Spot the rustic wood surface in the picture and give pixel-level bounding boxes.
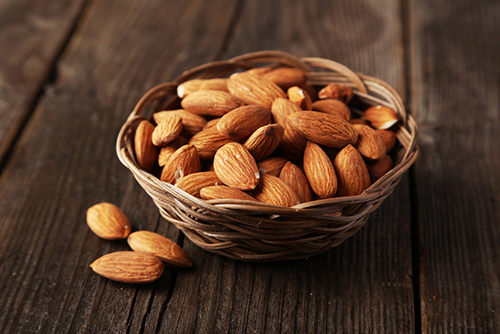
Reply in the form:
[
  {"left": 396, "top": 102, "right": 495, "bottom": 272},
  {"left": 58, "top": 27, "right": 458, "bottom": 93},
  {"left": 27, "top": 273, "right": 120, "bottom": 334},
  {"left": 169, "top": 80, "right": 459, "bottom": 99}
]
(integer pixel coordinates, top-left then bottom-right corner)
[{"left": 0, "top": 0, "right": 497, "bottom": 333}]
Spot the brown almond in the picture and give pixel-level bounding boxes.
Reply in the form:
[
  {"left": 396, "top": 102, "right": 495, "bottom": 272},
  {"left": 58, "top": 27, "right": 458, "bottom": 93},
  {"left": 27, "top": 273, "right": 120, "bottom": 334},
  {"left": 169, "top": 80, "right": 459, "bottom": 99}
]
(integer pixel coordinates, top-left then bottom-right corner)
[
  {"left": 200, "top": 185, "right": 257, "bottom": 202},
  {"left": 244, "top": 124, "right": 284, "bottom": 161},
  {"left": 349, "top": 118, "right": 370, "bottom": 125},
  {"left": 363, "top": 105, "right": 399, "bottom": 129},
  {"left": 177, "top": 79, "right": 204, "bottom": 98},
  {"left": 257, "top": 157, "right": 289, "bottom": 177},
  {"left": 261, "top": 68, "right": 308, "bottom": 90},
  {"left": 334, "top": 144, "right": 370, "bottom": 196},
  {"left": 375, "top": 129, "right": 397, "bottom": 153},
  {"left": 303, "top": 142, "right": 337, "bottom": 198},
  {"left": 199, "top": 78, "right": 228, "bottom": 92},
  {"left": 202, "top": 118, "right": 221, "bottom": 130},
  {"left": 353, "top": 124, "right": 386, "bottom": 160},
  {"left": 271, "top": 98, "right": 307, "bottom": 160},
  {"left": 134, "top": 120, "right": 158, "bottom": 172},
  {"left": 217, "top": 105, "right": 272, "bottom": 139},
  {"left": 90, "top": 251, "right": 164, "bottom": 284},
  {"left": 279, "top": 161, "right": 314, "bottom": 203},
  {"left": 158, "top": 136, "right": 188, "bottom": 167},
  {"left": 227, "top": 72, "right": 286, "bottom": 109},
  {"left": 213, "top": 142, "right": 260, "bottom": 190},
  {"left": 127, "top": 231, "right": 192, "bottom": 268},
  {"left": 368, "top": 155, "right": 394, "bottom": 183},
  {"left": 287, "top": 86, "right": 313, "bottom": 110},
  {"left": 288, "top": 111, "right": 358, "bottom": 148},
  {"left": 298, "top": 83, "right": 317, "bottom": 101},
  {"left": 153, "top": 109, "right": 207, "bottom": 137},
  {"left": 175, "top": 171, "right": 221, "bottom": 197},
  {"left": 245, "top": 67, "right": 273, "bottom": 76},
  {"left": 188, "top": 127, "right": 235, "bottom": 159},
  {"left": 318, "top": 83, "right": 354, "bottom": 103},
  {"left": 250, "top": 174, "right": 300, "bottom": 207},
  {"left": 87, "top": 203, "right": 131, "bottom": 240},
  {"left": 152, "top": 114, "right": 183, "bottom": 147},
  {"left": 160, "top": 144, "right": 201, "bottom": 184},
  {"left": 181, "top": 90, "right": 242, "bottom": 116},
  {"left": 312, "top": 99, "right": 351, "bottom": 120}
]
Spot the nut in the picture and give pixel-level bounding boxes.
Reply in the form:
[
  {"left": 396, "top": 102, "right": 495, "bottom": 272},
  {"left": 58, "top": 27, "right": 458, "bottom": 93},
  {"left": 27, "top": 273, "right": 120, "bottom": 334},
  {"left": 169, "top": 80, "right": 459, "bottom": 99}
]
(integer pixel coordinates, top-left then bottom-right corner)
[
  {"left": 213, "top": 142, "right": 260, "bottom": 190},
  {"left": 250, "top": 174, "right": 300, "bottom": 207},
  {"left": 217, "top": 105, "right": 271, "bottom": 139},
  {"left": 228, "top": 72, "right": 286, "bottom": 109},
  {"left": 160, "top": 144, "right": 201, "bottom": 184},
  {"left": 87, "top": 202, "right": 131, "bottom": 240},
  {"left": 303, "top": 141, "right": 337, "bottom": 198}
]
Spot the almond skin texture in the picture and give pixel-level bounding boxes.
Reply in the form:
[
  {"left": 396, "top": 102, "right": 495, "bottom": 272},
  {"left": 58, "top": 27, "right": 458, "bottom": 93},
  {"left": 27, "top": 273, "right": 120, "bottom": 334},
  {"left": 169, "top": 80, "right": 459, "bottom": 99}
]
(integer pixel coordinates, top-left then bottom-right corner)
[
  {"left": 213, "top": 142, "right": 260, "bottom": 190},
  {"left": 288, "top": 111, "right": 358, "bottom": 148},
  {"left": 200, "top": 185, "right": 258, "bottom": 202},
  {"left": 188, "top": 127, "right": 235, "bottom": 159},
  {"left": 244, "top": 124, "right": 284, "bottom": 161},
  {"left": 375, "top": 129, "right": 397, "bottom": 153},
  {"left": 90, "top": 251, "right": 164, "bottom": 284},
  {"left": 257, "top": 157, "right": 289, "bottom": 177},
  {"left": 334, "top": 144, "right": 371, "bottom": 196},
  {"left": 152, "top": 114, "right": 183, "bottom": 147},
  {"left": 271, "top": 98, "right": 307, "bottom": 160},
  {"left": 175, "top": 171, "right": 221, "bottom": 197},
  {"left": 312, "top": 99, "right": 351, "bottom": 120},
  {"left": 261, "top": 68, "right": 308, "bottom": 90},
  {"left": 368, "top": 155, "right": 394, "bottom": 183},
  {"left": 353, "top": 124, "right": 386, "bottom": 160},
  {"left": 228, "top": 72, "right": 286, "bottom": 109},
  {"left": 158, "top": 136, "right": 188, "bottom": 167},
  {"left": 363, "top": 105, "right": 399, "bottom": 129},
  {"left": 181, "top": 90, "right": 242, "bottom": 116},
  {"left": 287, "top": 86, "right": 313, "bottom": 110},
  {"left": 217, "top": 105, "right": 272, "bottom": 139},
  {"left": 202, "top": 118, "right": 220, "bottom": 130},
  {"left": 87, "top": 203, "right": 131, "bottom": 240},
  {"left": 303, "top": 141, "right": 337, "bottom": 198},
  {"left": 279, "top": 161, "right": 314, "bottom": 203},
  {"left": 127, "top": 231, "right": 192, "bottom": 268},
  {"left": 153, "top": 109, "right": 207, "bottom": 137},
  {"left": 134, "top": 120, "right": 158, "bottom": 172},
  {"left": 161, "top": 144, "right": 201, "bottom": 184},
  {"left": 250, "top": 174, "right": 300, "bottom": 207},
  {"left": 318, "top": 83, "right": 354, "bottom": 103}
]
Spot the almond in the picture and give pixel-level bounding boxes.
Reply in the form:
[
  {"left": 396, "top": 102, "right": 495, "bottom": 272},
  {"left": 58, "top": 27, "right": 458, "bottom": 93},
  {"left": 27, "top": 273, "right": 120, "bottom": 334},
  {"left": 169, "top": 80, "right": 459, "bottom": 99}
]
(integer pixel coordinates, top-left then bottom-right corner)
[
  {"left": 288, "top": 111, "right": 358, "bottom": 148},
  {"left": 217, "top": 105, "right": 272, "bottom": 139},
  {"left": 312, "top": 99, "right": 351, "bottom": 120},
  {"left": 349, "top": 118, "right": 370, "bottom": 125},
  {"left": 213, "top": 142, "right": 260, "bottom": 190},
  {"left": 334, "top": 144, "right": 370, "bottom": 196},
  {"left": 177, "top": 79, "right": 204, "bottom": 98},
  {"left": 318, "top": 83, "right": 354, "bottom": 103},
  {"left": 363, "top": 105, "right": 399, "bottom": 129},
  {"left": 90, "top": 251, "right": 164, "bottom": 284},
  {"left": 271, "top": 98, "right": 307, "bottom": 160},
  {"left": 257, "top": 157, "right": 289, "bottom": 177},
  {"left": 202, "top": 118, "right": 221, "bottom": 130},
  {"left": 158, "top": 136, "right": 188, "bottom": 167},
  {"left": 353, "top": 124, "right": 386, "bottom": 160},
  {"left": 152, "top": 114, "right": 183, "bottom": 147},
  {"left": 153, "top": 109, "right": 207, "bottom": 137},
  {"left": 200, "top": 185, "right": 257, "bottom": 202},
  {"left": 298, "top": 83, "right": 317, "bottom": 101},
  {"left": 227, "top": 72, "right": 286, "bottom": 109},
  {"left": 175, "top": 171, "right": 221, "bottom": 197},
  {"left": 127, "top": 231, "right": 192, "bottom": 268},
  {"left": 279, "top": 161, "right": 314, "bottom": 203},
  {"left": 244, "top": 124, "right": 284, "bottom": 161},
  {"left": 199, "top": 78, "right": 228, "bottom": 92},
  {"left": 367, "top": 155, "right": 394, "bottom": 183},
  {"left": 87, "top": 203, "right": 131, "bottom": 240},
  {"left": 245, "top": 67, "right": 273, "bottom": 76},
  {"left": 181, "top": 90, "right": 242, "bottom": 116},
  {"left": 375, "top": 129, "right": 397, "bottom": 153},
  {"left": 188, "top": 127, "right": 235, "bottom": 159},
  {"left": 134, "top": 120, "right": 158, "bottom": 172},
  {"left": 250, "top": 174, "right": 300, "bottom": 207},
  {"left": 261, "top": 68, "right": 307, "bottom": 90},
  {"left": 160, "top": 144, "right": 201, "bottom": 184},
  {"left": 287, "top": 86, "right": 313, "bottom": 110},
  {"left": 303, "top": 141, "right": 337, "bottom": 198}
]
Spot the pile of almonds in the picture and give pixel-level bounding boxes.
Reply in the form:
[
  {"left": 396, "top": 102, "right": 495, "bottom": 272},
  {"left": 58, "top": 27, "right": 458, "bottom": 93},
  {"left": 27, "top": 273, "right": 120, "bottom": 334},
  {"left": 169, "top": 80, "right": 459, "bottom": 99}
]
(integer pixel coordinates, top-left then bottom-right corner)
[
  {"left": 87, "top": 202, "right": 192, "bottom": 284},
  {"left": 134, "top": 67, "right": 400, "bottom": 207}
]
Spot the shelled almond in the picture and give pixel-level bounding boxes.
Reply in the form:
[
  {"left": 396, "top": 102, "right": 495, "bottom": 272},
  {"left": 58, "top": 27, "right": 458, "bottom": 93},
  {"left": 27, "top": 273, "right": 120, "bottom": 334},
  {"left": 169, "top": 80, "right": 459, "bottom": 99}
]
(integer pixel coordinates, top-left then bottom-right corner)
[{"left": 133, "top": 66, "right": 401, "bottom": 206}]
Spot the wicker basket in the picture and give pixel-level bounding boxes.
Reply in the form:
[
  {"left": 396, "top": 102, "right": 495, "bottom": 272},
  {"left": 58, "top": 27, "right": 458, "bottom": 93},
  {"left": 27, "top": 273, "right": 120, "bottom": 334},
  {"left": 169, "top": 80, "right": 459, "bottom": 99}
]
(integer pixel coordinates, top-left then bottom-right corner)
[{"left": 116, "top": 51, "right": 418, "bottom": 262}]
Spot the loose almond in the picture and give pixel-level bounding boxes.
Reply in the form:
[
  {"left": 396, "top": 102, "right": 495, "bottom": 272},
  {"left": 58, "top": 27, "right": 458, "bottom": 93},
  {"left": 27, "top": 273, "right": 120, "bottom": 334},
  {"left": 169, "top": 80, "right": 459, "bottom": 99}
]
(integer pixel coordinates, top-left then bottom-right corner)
[
  {"left": 287, "top": 86, "right": 313, "bottom": 110},
  {"left": 90, "top": 251, "right": 164, "bottom": 284},
  {"left": 353, "top": 124, "right": 386, "bottom": 160},
  {"left": 228, "top": 72, "right": 286, "bottom": 109},
  {"left": 175, "top": 171, "right": 221, "bottom": 197},
  {"left": 257, "top": 156, "right": 289, "bottom": 177},
  {"left": 153, "top": 109, "right": 207, "bottom": 137},
  {"left": 188, "top": 127, "right": 236, "bottom": 159},
  {"left": 213, "top": 142, "right": 260, "bottom": 190},
  {"left": 303, "top": 142, "right": 337, "bottom": 198},
  {"left": 217, "top": 105, "right": 271, "bottom": 139},
  {"left": 261, "top": 68, "right": 308, "bottom": 90},
  {"left": 367, "top": 155, "right": 394, "bottom": 183},
  {"left": 161, "top": 144, "right": 201, "bottom": 184},
  {"left": 127, "top": 231, "right": 192, "bottom": 268},
  {"left": 312, "top": 99, "right": 351, "bottom": 120},
  {"left": 134, "top": 120, "right": 158, "bottom": 172},
  {"left": 318, "top": 83, "right": 354, "bottom": 103},
  {"left": 363, "top": 105, "right": 399, "bottom": 129},
  {"left": 152, "top": 114, "right": 183, "bottom": 147},
  {"left": 279, "top": 161, "right": 314, "bottom": 203},
  {"left": 250, "top": 174, "right": 300, "bottom": 207},
  {"left": 181, "top": 90, "right": 242, "bottom": 116},
  {"left": 244, "top": 124, "right": 284, "bottom": 161},
  {"left": 87, "top": 202, "right": 131, "bottom": 240},
  {"left": 334, "top": 144, "right": 370, "bottom": 196},
  {"left": 200, "top": 185, "right": 257, "bottom": 202}
]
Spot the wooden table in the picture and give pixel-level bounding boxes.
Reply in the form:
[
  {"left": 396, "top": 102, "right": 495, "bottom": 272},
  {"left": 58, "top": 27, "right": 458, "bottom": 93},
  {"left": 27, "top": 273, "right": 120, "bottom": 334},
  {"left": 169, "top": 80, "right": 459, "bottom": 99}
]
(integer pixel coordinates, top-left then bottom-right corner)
[{"left": 0, "top": 0, "right": 498, "bottom": 332}]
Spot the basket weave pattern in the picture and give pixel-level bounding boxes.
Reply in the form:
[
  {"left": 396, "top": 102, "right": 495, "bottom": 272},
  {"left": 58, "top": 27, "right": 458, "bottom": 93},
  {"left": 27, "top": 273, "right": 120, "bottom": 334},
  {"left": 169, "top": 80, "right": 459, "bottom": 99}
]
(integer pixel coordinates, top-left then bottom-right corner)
[{"left": 116, "top": 51, "right": 419, "bottom": 261}]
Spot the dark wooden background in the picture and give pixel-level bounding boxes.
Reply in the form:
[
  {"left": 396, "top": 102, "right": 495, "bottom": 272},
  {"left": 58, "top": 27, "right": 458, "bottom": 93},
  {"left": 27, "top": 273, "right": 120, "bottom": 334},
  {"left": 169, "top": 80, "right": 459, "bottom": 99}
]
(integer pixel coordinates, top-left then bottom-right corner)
[{"left": 0, "top": 0, "right": 498, "bottom": 333}]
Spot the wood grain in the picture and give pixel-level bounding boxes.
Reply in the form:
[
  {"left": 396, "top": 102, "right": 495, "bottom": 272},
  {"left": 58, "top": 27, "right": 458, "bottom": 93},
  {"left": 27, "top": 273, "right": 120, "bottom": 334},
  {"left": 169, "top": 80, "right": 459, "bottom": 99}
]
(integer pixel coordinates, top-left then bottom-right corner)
[{"left": 409, "top": 0, "right": 500, "bottom": 332}]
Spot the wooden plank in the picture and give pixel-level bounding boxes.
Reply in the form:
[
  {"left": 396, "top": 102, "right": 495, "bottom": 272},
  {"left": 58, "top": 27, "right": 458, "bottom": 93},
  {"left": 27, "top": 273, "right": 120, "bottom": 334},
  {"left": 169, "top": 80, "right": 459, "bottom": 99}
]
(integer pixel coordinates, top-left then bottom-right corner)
[
  {"left": 0, "top": 0, "right": 87, "bottom": 166},
  {"left": 153, "top": 0, "right": 416, "bottom": 332},
  {"left": 409, "top": 0, "right": 500, "bottom": 332},
  {"left": 0, "top": 0, "right": 238, "bottom": 333}
]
